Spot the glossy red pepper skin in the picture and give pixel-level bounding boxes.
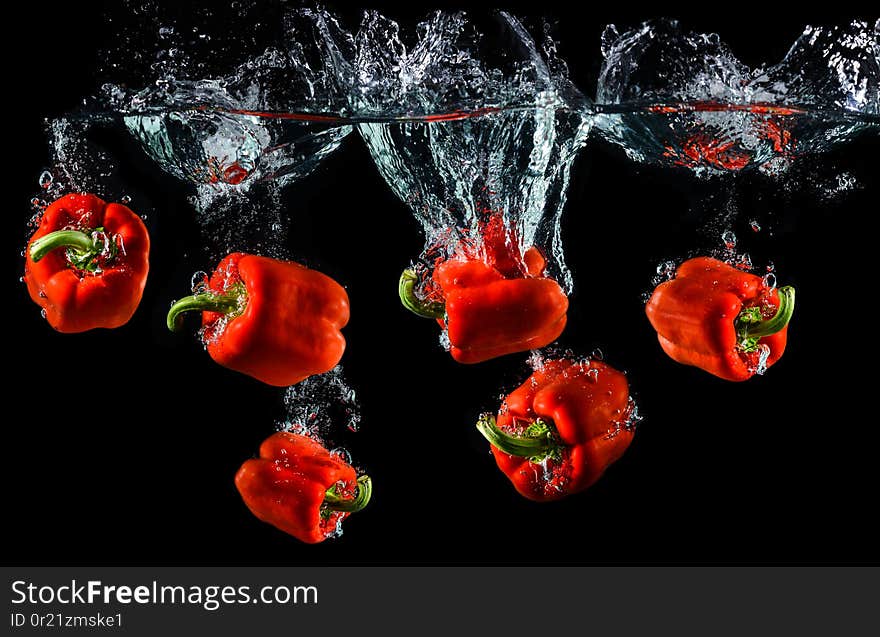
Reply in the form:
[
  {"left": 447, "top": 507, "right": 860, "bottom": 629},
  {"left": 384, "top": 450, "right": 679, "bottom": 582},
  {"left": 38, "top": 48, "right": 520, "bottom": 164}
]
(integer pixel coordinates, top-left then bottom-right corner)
[
  {"left": 645, "top": 257, "right": 790, "bottom": 381},
  {"left": 171, "top": 253, "right": 350, "bottom": 387},
  {"left": 235, "top": 433, "right": 360, "bottom": 543},
  {"left": 24, "top": 193, "right": 150, "bottom": 332},
  {"left": 481, "top": 359, "right": 636, "bottom": 502},
  {"left": 433, "top": 255, "right": 568, "bottom": 364},
  {"left": 401, "top": 213, "right": 569, "bottom": 363}
]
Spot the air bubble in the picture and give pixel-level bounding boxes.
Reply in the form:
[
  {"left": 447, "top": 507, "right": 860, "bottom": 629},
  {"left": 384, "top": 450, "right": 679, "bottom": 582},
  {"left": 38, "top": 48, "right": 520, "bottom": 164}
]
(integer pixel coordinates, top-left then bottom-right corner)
[
  {"left": 191, "top": 271, "right": 209, "bottom": 293},
  {"left": 330, "top": 448, "right": 352, "bottom": 464},
  {"left": 120, "top": 195, "right": 132, "bottom": 204},
  {"left": 722, "top": 230, "right": 737, "bottom": 250},
  {"left": 749, "top": 220, "right": 761, "bottom": 232},
  {"left": 38, "top": 171, "right": 53, "bottom": 190},
  {"left": 40, "top": 309, "right": 47, "bottom": 319},
  {"left": 763, "top": 272, "right": 777, "bottom": 288}
]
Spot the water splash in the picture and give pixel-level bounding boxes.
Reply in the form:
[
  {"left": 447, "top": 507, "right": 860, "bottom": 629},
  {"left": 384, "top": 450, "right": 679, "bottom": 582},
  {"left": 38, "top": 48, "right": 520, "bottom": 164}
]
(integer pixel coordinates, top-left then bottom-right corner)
[
  {"left": 594, "top": 19, "right": 879, "bottom": 176},
  {"left": 114, "top": 8, "right": 355, "bottom": 191},
  {"left": 357, "top": 12, "right": 591, "bottom": 293},
  {"left": 103, "top": 10, "right": 878, "bottom": 194}
]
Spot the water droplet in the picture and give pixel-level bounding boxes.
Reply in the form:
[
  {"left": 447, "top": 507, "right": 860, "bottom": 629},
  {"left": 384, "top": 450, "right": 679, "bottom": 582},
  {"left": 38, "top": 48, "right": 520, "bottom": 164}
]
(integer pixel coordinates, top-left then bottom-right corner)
[
  {"left": 38, "top": 171, "right": 53, "bottom": 190},
  {"left": 39, "top": 291, "right": 47, "bottom": 298},
  {"left": 749, "top": 220, "right": 761, "bottom": 232},
  {"left": 18, "top": 276, "right": 24, "bottom": 283},
  {"left": 120, "top": 195, "right": 132, "bottom": 204},
  {"left": 40, "top": 309, "right": 47, "bottom": 319},
  {"left": 141, "top": 214, "right": 148, "bottom": 220},
  {"left": 20, "top": 250, "right": 26, "bottom": 257},
  {"left": 590, "top": 347, "right": 604, "bottom": 361},
  {"left": 763, "top": 272, "right": 777, "bottom": 288}
]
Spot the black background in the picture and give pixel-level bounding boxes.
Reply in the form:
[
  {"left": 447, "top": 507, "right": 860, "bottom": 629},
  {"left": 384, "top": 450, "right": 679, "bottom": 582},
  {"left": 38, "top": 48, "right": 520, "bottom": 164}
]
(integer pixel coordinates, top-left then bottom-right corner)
[{"left": 5, "top": 1, "right": 878, "bottom": 565}]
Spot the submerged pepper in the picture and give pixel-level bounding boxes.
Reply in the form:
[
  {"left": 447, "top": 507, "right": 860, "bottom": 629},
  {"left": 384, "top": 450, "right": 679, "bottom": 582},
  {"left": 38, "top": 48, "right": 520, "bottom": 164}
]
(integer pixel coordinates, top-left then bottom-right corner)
[
  {"left": 477, "top": 358, "right": 637, "bottom": 502},
  {"left": 645, "top": 256, "right": 795, "bottom": 381},
  {"left": 235, "top": 432, "right": 372, "bottom": 543},
  {"left": 399, "top": 214, "right": 568, "bottom": 363},
  {"left": 167, "top": 253, "right": 349, "bottom": 386},
  {"left": 24, "top": 193, "right": 150, "bottom": 332}
]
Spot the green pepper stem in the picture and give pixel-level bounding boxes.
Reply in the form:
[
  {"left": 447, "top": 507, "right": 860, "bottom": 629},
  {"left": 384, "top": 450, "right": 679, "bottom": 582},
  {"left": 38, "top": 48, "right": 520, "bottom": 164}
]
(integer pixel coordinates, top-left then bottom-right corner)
[
  {"left": 166, "top": 288, "right": 244, "bottom": 332},
  {"left": 739, "top": 286, "right": 796, "bottom": 339},
  {"left": 29, "top": 230, "right": 97, "bottom": 263},
  {"left": 476, "top": 414, "right": 555, "bottom": 458},
  {"left": 399, "top": 268, "right": 445, "bottom": 319},
  {"left": 323, "top": 475, "right": 372, "bottom": 513}
]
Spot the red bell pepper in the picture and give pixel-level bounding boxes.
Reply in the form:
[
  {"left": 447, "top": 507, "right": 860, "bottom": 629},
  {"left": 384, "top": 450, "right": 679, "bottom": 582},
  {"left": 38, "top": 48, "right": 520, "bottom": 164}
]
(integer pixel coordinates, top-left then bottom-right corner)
[
  {"left": 235, "top": 432, "right": 371, "bottom": 543},
  {"left": 399, "top": 214, "right": 568, "bottom": 363},
  {"left": 167, "top": 253, "right": 349, "bottom": 386},
  {"left": 24, "top": 193, "right": 150, "bottom": 332},
  {"left": 477, "top": 358, "right": 637, "bottom": 502},
  {"left": 645, "top": 256, "right": 795, "bottom": 381}
]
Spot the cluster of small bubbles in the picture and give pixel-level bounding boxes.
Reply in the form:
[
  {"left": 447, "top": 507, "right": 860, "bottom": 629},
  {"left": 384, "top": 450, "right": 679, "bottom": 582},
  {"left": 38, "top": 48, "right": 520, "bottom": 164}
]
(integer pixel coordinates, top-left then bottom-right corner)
[
  {"left": 604, "top": 421, "right": 623, "bottom": 440},
  {"left": 282, "top": 366, "right": 362, "bottom": 437},
  {"left": 653, "top": 260, "right": 676, "bottom": 285},
  {"left": 438, "top": 328, "right": 451, "bottom": 352},
  {"left": 330, "top": 447, "right": 352, "bottom": 464},
  {"left": 344, "top": 389, "right": 360, "bottom": 432},
  {"left": 526, "top": 349, "right": 546, "bottom": 371},
  {"left": 754, "top": 344, "right": 772, "bottom": 376},
  {"left": 197, "top": 315, "right": 229, "bottom": 348},
  {"left": 279, "top": 421, "right": 314, "bottom": 438},
  {"left": 324, "top": 516, "right": 345, "bottom": 540},
  {"left": 749, "top": 220, "right": 761, "bottom": 233},
  {"left": 623, "top": 397, "right": 642, "bottom": 432},
  {"left": 835, "top": 172, "right": 859, "bottom": 192}
]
